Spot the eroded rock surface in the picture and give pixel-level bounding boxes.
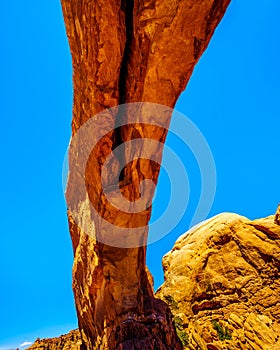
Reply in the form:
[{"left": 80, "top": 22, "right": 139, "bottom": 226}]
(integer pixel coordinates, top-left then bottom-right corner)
[
  {"left": 59, "top": 0, "right": 231, "bottom": 348},
  {"left": 27, "top": 210, "right": 280, "bottom": 349},
  {"left": 156, "top": 212, "right": 280, "bottom": 349},
  {"left": 27, "top": 330, "right": 82, "bottom": 350}
]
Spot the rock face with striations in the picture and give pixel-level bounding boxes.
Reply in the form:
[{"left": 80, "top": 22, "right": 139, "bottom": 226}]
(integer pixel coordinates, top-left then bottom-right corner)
[
  {"left": 156, "top": 211, "right": 280, "bottom": 349},
  {"left": 59, "top": 0, "right": 231, "bottom": 349}
]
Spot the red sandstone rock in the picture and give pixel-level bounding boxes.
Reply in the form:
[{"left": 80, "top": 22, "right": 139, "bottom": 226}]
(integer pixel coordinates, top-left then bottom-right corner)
[{"left": 59, "top": 0, "right": 231, "bottom": 348}]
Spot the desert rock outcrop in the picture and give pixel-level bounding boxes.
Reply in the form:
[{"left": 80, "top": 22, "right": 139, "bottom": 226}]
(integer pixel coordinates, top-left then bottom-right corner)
[
  {"left": 27, "top": 210, "right": 280, "bottom": 349},
  {"left": 156, "top": 212, "right": 280, "bottom": 349}
]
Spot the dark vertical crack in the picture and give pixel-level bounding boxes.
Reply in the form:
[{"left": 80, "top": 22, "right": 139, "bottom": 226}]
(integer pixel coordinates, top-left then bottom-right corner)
[
  {"left": 114, "top": 0, "right": 135, "bottom": 182},
  {"left": 119, "top": 0, "right": 134, "bottom": 105}
]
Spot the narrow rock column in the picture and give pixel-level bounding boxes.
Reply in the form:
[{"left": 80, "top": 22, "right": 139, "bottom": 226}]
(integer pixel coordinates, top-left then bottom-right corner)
[{"left": 60, "top": 0, "right": 231, "bottom": 349}]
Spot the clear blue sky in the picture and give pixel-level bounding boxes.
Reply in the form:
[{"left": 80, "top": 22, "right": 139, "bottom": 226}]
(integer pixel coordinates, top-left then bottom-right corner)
[{"left": 0, "top": 1, "right": 279, "bottom": 348}]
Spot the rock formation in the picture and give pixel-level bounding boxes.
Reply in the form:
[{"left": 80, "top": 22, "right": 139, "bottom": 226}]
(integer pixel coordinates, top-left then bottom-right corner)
[
  {"left": 27, "top": 330, "right": 82, "bottom": 350},
  {"left": 59, "top": 0, "right": 231, "bottom": 349},
  {"left": 27, "top": 208, "right": 280, "bottom": 349},
  {"left": 156, "top": 212, "right": 280, "bottom": 349}
]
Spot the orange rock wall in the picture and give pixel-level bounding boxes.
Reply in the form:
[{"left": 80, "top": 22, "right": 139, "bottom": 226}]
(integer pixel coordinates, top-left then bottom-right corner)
[{"left": 60, "top": 0, "right": 231, "bottom": 348}]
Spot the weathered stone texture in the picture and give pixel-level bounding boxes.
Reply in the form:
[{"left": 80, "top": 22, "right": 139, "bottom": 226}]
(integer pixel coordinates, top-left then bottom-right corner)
[
  {"left": 59, "top": 0, "right": 231, "bottom": 348},
  {"left": 157, "top": 212, "right": 280, "bottom": 349}
]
